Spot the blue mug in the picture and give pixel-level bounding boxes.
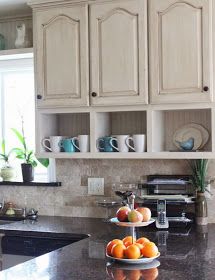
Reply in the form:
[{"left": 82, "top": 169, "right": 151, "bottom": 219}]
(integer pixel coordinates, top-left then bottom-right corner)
[
  {"left": 60, "top": 138, "right": 76, "bottom": 152},
  {"left": 96, "top": 136, "right": 116, "bottom": 152}
]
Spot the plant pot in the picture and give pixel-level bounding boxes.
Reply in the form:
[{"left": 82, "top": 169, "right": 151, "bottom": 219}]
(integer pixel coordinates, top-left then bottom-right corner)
[
  {"left": 195, "top": 192, "right": 208, "bottom": 225},
  {"left": 0, "top": 166, "right": 15, "bottom": 181},
  {"left": 21, "top": 163, "right": 34, "bottom": 182}
]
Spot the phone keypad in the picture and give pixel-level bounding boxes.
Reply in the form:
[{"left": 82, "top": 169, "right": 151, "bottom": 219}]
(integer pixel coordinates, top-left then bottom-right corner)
[{"left": 159, "top": 212, "right": 166, "bottom": 224}]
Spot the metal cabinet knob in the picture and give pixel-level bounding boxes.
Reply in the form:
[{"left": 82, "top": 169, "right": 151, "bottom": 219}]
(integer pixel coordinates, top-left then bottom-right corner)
[
  {"left": 203, "top": 86, "right": 209, "bottom": 92},
  {"left": 91, "top": 92, "right": 97, "bottom": 97},
  {"left": 37, "top": 94, "right": 42, "bottom": 99}
]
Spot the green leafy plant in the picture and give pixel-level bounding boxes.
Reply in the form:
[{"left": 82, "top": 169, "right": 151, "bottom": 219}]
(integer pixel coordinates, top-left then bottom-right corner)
[
  {"left": 188, "top": 159, "right": 209, "bottom": 193},
  {"left": 12, "top": 117, "right": 49, "bottom": 168},
  {"left": 0, "top": 139, "right": 14, "bottom": 166}
]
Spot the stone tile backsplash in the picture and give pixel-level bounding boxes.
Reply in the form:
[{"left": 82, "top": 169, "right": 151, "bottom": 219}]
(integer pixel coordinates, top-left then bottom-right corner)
[{"left": 0, "top": 159, "right": 215, "bottom": 222}]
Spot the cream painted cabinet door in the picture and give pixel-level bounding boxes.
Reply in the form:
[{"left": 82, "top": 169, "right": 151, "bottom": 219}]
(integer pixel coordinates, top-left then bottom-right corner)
[
  {"left": 149, "top": 0, "right": 212, "bottom": 104},
  {"left": 90, "top": 0, "right": 148, "bottom": 106},
  {"left": 34, "top": 4, "right": 89, "bottom": 108}
]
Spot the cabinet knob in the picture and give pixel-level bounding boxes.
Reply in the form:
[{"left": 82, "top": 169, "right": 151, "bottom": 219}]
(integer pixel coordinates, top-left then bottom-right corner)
[
  {"left": 37, "top": 94, "right": 42, "bottom": 100},
  {"left": 91, "top": 92, "right": 97, "bottom": 97},
  {"left": 203, "top": 86, "right": 209, "bottom": 92}
]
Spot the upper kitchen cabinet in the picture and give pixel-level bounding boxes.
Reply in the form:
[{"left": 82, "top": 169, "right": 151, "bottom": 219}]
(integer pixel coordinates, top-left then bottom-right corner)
[
  {"left": 90, "top": 0, "right": 148, "bottom": 106},
  {"left": 33, "top": 4, "right": 89, "bottom": 108},
  {"left": 149, "top": 0, "right": 213, "bottom": 104}
]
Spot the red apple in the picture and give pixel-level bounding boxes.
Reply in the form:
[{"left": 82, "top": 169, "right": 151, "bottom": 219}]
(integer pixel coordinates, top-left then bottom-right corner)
[
  {"left": 116, "top": 206, "right": 131, "bottom": 222},
  {"left": 128, "top": 209, "right": 143, "bottom": 223},
  {"left": 136, "top": 207, "right": 151, "bottom": 222}
]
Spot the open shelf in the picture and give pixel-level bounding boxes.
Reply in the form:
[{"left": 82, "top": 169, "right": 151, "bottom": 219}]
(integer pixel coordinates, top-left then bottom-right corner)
[
  {"left": 93, "top": 111, "right": 147, "bottom": 152},
  {"left": 0, "top": 48, "right": 33, "bottom": 59},
  {"left": 36, "top": 107, "right": 215, "bottom": 159},
  {"left": 151, "top": 109, "right": 212, "bottom": 153},
  {"left": 0, "top": 15, "right": 32, "bottom": 51},
  {"left": 37, "top": 112, "right": 90, "bottom": 153},
  {"left": 0, "top": 181, "right": 61, "bottom": 187},
  {"left": 37, "top": 151, "right": 214, "bottom": 159}
]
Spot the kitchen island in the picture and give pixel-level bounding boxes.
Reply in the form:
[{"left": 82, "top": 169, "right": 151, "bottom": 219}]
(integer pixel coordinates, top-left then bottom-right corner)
[{"left": 0, "top": 216, "right": 213, "bottom": 280}]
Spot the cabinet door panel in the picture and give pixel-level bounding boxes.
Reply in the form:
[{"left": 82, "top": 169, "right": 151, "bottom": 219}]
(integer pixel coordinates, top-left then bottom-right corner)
[
  {"left": 35, "top": 5, "right": 89, "bottom": 108},
  {"left": 90, "top": 0, "right": 148, "bottom": 106},
  {"left": 149, "top": 0, "right": 212, "bottom": 104},
  {"left": 99, "top": 9, "right": 138, "bottom": 95},
  {"left": 45, "top": 15, "right": 80, "bottom": 98}
]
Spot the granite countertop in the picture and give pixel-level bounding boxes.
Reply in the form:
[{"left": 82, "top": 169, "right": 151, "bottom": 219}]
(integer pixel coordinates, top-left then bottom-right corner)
[{"left": 0, "top": 216, "right": 214, "bottom": 279}]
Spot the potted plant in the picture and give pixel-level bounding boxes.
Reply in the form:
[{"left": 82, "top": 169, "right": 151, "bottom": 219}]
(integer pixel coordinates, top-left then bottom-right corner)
[
  {"left": 189, "top": 159, "right": 209, "bottom": 225},
  {"left": 0, "top": 140, "right": 15, "bottom": 181},
  {"left": 12, "top": 117, "right": 49, "bottom": 182}
]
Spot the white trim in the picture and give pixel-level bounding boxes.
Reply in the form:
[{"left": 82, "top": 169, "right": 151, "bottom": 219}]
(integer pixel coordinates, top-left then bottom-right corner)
[
  {"left": 0, "top": 58, "right": 33, "bottom": 72},
  {"left": 0, "top": 75, "right": 3, "bottom": 139},
  {"left": 0, "top": 57, "right": 55, "bottom": 182},
  {"left": 48, "top": 159, "right": 56, "bottom": 181}
]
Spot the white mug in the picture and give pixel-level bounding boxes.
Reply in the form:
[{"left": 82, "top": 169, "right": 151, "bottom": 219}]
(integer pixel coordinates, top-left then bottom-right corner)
[
  {"left": 72, "top": 135, "right": 90, "bottom": 153},
  {"left": 110, "top": 135, "right": 130, "bottom": 152},
  {"left": 126, "top": 134, "right": 146, "bottom": 152},
  {"left": 42, "top": 136, "right": 63, "bottom": 152}
]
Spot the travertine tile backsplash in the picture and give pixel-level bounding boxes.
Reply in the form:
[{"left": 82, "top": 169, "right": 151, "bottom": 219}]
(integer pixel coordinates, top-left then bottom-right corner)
[{"left": 1, "top": 159, "right": 215, "bottom": 222}]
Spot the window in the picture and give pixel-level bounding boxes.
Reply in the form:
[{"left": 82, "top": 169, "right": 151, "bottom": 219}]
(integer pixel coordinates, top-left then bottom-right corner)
[{"left": 0, "top": 55, "right": 53, "bottom": 181}]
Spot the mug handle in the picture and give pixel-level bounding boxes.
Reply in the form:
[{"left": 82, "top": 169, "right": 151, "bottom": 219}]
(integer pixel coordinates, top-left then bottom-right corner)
[
  {"left": 110, "top": 137, "right": 119, "bottom": 151},
  {"left": 58, "top": 140, "right": 64, "bottom": 148},
  {"left": 125, "top": 137, "right": 135, "bottom": 151},
  {"left": 71, "top": 137, "right": 80, "bottom": 151},
  {"left": 42, "top": 138, "right": 52, "bottom": 152},
  {"left": 96, "top": 138, "right": 105, "bottom": 151}
]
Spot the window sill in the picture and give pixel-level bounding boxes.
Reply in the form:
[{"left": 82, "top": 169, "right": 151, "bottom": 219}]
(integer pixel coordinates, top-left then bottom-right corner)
[{"left": 0, "top": 181, "right": 61, "bottom": 187}]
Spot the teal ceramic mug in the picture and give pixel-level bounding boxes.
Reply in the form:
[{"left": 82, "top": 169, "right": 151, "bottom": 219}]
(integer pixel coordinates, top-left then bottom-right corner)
[
  {"left": 60, "top": 138, "right": 76, "bottom": 152},
  {"left": 96, "top": 136, "right": 116, "bottom": 152}
]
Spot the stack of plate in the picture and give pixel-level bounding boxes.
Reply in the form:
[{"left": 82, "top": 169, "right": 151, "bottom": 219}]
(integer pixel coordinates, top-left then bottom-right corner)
[{"left": 173, "top": 123, "right": 209, "bottom": 150}]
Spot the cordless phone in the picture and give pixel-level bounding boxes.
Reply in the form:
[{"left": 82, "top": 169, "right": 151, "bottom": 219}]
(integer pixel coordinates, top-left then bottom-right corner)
[{"left": 156, "top": 199, "right": 169, "bottom": 229}]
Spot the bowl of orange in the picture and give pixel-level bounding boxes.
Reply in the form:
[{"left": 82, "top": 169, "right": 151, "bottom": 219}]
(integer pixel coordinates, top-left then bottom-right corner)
[{"left": 106, "top": 236, "right": 160, "bottom": 264}]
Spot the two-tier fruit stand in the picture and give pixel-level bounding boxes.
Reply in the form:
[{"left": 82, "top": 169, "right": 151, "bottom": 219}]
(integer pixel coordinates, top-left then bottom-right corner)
[{"left": 107, "top": 194, "right": 160, "bottom": 264}]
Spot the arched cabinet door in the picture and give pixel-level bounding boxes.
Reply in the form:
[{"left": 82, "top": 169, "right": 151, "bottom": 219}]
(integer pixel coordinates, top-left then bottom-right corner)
[
  {"left": 34, "top": 4, "right": 89, "bottom": 108},
  {"left": 90, "top": 0, "right": 148, "bottom": 106},
  {"left": 149, "top": 0, "right": 212, "bottom": 104}
]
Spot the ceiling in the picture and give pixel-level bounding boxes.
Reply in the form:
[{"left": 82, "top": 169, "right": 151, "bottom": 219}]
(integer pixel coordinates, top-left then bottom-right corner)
[{"left": 0, "top": 0, "right": 31, "bottom": 17}]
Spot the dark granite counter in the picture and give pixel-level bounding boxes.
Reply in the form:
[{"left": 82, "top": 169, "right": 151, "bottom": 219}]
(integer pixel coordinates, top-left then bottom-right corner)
[{"left": 0, "top": 216, "right": 213, "bottom": 279}]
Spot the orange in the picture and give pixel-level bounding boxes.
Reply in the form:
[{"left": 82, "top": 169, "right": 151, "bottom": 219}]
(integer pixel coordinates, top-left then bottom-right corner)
[
  {"left": 106, "top": 239, "right": 123, "bottom": 256},
  {"left": 141, "top": 242, "right": 159, "bottom": 258},
  {"left": 111, "top": 243, "right": 126, "bottom": 259},
  {"left": 122, "top": 235, "right": 136, "bottom": 245},
  {"left": 126, "top": 270, "right": 142, "bottom": 280},
  {"left": 124, "top": 240, "right": 133, "bottom": 247},
  {"left": 136, "top": 237, "right": 150, "bottom": 245},
  {"left": 124, "top": 244, "right": 141, "bottom": 259},
  {"left": 113, "top": 268, "right": 126, "bottom": 280},
  {"left": 134, "top": 242, "right": 144, "bottom": 250},
  {"left": 141, "top": 268, "right": 159, "bottom": 280}
]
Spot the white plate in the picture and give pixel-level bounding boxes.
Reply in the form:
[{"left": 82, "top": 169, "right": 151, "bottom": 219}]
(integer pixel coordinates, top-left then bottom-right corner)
[
  {"left": 173, "top": 125, "right": 202, "bottom": 150},
  {"left": 109, "top": 217, "right": 155, "bottom": 227},
  {"left": 188, "top": 123, "right": 209, "bottom": 149},
  {"left": 106, "top": 252, "right": 160, "bottom": 264},
  {"left": 106, "top": 259, "right": 161, "bottom": 270}
]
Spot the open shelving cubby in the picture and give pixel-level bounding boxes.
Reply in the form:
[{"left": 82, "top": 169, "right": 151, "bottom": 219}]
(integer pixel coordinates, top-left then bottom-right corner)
[
  {"left": 151, "top": 108, "right": 212, "bottom": 154},
  {"left": 37, "top": 112, "right": 90, "bottom": 157},
  {"left": 0, "top": 15, "right": 33, "bottom": 52},
  {"left": 93, "top": 110, "right": 147, "bottom": 154}
]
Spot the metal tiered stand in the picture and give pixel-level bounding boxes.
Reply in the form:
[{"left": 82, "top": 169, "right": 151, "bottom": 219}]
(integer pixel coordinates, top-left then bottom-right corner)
[{"left": 108, "top": 194, "right": 159, "bottom": 264}]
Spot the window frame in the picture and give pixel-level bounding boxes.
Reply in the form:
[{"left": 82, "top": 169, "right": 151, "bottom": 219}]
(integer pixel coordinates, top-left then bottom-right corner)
[{"left": 0, "top": 56, "right": 55, "bottom": 182}]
